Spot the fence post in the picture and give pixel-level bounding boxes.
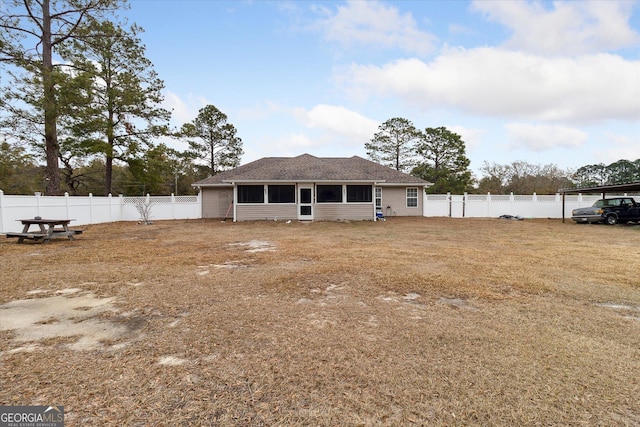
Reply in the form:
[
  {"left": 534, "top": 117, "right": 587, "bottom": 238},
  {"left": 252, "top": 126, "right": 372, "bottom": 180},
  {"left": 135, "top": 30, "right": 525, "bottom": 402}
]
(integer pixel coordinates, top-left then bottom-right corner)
[
  {"left": 89, "top": 193, "right": 93, "bottom": 224},
  {"left": 107, "top": 193, "right": 112, "bottom": 222},
  {"left": 447, "top": 192, "right": 452, "bottom": 217},
  {"left": 35, "top": 192, "right": 41, "bottom": 216},
  {"left": 0, "top": 190, "right": 4, "bottom": 233},
  {"left": 171, "top": 193, "right": 176, "bottom": 219},
  {"left": 65, "top": 192, "right": 70, "bottom": 219},
  {"left": 510, "top": 192, "right": 514, "bottom": 214},
  {"left": 486, "top": 192, "right": 491, "bottom": 218},
  {"left": 462, "top": 192, "right": 467, "bottom": 218}
]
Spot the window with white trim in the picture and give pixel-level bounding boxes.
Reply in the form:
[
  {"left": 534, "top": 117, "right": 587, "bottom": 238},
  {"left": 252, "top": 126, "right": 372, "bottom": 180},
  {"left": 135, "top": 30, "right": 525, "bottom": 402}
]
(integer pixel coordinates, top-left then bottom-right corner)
[
  {"left": 268, "top": 185, "right": 295, "bottom": 203},
  {"left": 347, "top": 185, "right": 372, "bottom": 203},
  {"left": 406, "top": 187, "right": 418, "bottom": 208},
  {"left": 237, "top": 185, "right": 264, "bottom": 203},
  {"left": 375, "top": 187, "right": 382, "bottom": 208},
  {"left": 317, "top": 185, "right": 342, "bottom": 203}
]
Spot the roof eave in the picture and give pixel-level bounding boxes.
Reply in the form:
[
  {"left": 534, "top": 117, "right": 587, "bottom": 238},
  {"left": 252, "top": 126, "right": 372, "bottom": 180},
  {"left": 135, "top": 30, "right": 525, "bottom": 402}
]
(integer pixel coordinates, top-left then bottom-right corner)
[
  {"left": 195, "top": 180, "right": 431, "bottom": 187},
  {"left": 559, "top": 182, "right": 640, "bottom": 194},
  {"left": 192, "top": 183, "right": 233, "bottom": 188},
  {"left": 221, "top": 179, "right": 385, "bottom": 184},
  {"left": 377, "top": 182, "right": 431, "bottom": 187}
]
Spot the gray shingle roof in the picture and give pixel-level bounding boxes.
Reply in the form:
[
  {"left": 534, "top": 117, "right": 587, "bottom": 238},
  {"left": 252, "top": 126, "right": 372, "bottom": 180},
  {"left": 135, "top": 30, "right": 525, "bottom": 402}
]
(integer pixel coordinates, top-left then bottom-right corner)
[{"left": 192, "top": 154, "right": 430, "bottom": 186}]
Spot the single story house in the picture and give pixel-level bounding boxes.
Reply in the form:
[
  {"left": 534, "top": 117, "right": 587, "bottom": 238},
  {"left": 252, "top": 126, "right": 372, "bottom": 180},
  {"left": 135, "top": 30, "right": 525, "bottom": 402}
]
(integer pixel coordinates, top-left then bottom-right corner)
[{"left": 192, "top": 154, "right": 431, "bottom": 221}]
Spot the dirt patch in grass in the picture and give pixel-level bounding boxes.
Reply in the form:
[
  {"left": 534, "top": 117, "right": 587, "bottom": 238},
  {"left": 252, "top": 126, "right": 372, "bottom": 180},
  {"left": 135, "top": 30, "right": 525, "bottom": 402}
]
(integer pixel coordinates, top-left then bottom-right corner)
[
  {"left": 1, "top": 217, "right": 640, "bottom": 425},
  {"left": 0, "top": 289, "right": 135, "bottom": 352}
]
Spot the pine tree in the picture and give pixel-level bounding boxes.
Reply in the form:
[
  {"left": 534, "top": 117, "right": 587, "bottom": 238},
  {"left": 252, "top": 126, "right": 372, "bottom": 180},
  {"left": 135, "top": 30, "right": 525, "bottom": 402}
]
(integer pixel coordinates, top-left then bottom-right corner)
[
  {"left": 365, "top": 117, "right": 418, "bottom": 172},
  {"left": 181, "top": 105, "right": 243, "bottom": 176},
  {"left": 59, "top": 19, "right": 171, "bottom": 195},
  {"left": 0, "top": 0, "right": 125, "bottom": 194}
]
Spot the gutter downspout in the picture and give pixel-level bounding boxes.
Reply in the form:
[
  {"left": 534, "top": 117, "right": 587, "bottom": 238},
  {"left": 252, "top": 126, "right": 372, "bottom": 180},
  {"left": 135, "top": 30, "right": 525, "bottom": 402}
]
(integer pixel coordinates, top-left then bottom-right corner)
[
  {"left": 372, "top": 185, "right": 376, "bottom": 221},
  {"left": 231, "top": 183, "right": 237, "bottom": 222},
  {"left": 422, "top": 185, "right": 427, "bottom": 217}
]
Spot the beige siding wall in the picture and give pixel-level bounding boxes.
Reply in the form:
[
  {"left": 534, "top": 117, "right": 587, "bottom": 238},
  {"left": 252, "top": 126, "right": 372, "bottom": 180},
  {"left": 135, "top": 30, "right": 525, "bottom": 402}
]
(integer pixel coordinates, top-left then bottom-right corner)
[
  {"left": 237, "top": 204, "right": 297, "bottom": 221},
  {"left": 202, "top": 184, "right": 423, "bottom": 220},
  {"left": 314, "top": 203, "right": 374, "bottom": 221},
  {"left": 201, "top": 187, "right": 233, "bottom": 218},
  {"left": 380, "top": 186, "right": 423, "bottom": 217}
]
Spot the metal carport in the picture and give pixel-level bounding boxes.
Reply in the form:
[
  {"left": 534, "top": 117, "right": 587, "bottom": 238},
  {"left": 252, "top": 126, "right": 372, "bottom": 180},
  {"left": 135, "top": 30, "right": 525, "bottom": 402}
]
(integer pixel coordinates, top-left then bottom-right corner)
[{"left": 559, "top": 182, "right": 640, "bottom": 223}]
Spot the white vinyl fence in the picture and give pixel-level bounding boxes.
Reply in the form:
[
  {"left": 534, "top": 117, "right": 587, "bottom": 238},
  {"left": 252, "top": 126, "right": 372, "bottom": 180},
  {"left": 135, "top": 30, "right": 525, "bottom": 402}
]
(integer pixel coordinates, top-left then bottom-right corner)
[
  {"left": 0, "top": 191, "right": 201, "bottom": 233},
  {"left": 423, "top": 193, "right": 603, "bottom": 219},
  {"left": 0, "top": 190, "right": 613, "bottom": 233}
]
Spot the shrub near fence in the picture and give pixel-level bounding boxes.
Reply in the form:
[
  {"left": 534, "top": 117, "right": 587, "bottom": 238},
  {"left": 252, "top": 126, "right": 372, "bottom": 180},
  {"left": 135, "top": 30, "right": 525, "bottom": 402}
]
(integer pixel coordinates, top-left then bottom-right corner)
[{"left": 0, "top": 191, "right": 201, "bottom": 233}]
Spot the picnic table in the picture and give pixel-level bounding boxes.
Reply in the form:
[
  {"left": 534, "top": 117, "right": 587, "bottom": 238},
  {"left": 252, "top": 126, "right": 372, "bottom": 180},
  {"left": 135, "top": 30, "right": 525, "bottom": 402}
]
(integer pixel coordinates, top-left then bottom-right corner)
[{"left": 4, "top": 218, "right": 82, "bottom": 243}]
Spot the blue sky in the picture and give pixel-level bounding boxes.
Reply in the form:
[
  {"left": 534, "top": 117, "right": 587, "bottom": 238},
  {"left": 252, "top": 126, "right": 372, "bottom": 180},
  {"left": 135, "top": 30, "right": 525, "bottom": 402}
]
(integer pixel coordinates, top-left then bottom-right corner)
[{"left": 123, "top": 0, "right": 640, "bottom": 177}]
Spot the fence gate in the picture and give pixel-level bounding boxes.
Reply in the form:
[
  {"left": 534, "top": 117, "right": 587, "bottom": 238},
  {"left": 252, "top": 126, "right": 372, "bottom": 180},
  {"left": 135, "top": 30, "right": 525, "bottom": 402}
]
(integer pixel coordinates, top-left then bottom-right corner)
[{"left": 449, "top": 194, "right": 465, "bottom": 217}]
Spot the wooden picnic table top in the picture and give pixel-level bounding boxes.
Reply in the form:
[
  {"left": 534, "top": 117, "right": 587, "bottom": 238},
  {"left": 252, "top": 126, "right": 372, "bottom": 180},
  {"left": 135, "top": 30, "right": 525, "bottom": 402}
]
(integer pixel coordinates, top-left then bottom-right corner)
[{"left": 18, "top": 218, "right": 73, "bottom": 225}]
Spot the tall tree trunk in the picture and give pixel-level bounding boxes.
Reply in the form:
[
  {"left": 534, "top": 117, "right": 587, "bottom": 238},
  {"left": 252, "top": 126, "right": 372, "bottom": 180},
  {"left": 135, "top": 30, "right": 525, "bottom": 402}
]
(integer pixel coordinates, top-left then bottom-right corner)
[
  {"left": 104, "top": 105, "right": 115, "bottom": 195},
  {"left": 104, "top": 155, "right": 113, "bottom": 196},
  {"left": 104, "top": 82, "right": 114, "bottom": 195},
  {"left": 210, "top": 146, "right": 215, "bottom": 176},
  {"left": 42, "top": 0, "right": 60, "bottom": 195}
]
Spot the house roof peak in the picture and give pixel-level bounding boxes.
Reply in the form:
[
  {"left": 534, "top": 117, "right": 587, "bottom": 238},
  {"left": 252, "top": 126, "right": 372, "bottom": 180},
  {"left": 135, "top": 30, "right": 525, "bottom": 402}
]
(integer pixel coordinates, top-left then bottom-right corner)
[{"left": 193, "top": 154, "right": 430, "bottom": 186}]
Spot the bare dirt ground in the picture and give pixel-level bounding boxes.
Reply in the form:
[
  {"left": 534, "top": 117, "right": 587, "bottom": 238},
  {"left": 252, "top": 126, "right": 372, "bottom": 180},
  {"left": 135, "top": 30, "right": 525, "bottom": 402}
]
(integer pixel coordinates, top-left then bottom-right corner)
[{"left": 1, "top": 217, "right": 640, "bottom": 426}]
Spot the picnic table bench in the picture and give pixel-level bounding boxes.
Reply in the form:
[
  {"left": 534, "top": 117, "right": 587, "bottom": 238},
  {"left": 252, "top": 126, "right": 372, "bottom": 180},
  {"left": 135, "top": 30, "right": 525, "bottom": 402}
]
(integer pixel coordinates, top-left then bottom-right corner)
[{"left": 4, "top": 218, "right": 82, "bottom": 243}]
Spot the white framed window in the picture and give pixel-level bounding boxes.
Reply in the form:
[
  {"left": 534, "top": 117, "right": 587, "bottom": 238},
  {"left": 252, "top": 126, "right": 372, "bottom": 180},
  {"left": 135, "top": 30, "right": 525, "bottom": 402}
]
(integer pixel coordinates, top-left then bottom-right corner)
[
  {"left": 268, "top": 185, "right": 295, "bottom": 203},
  {"left": 237, "top": 185, "right": 264, "bottom": 203},
  {"left": 406, "top": 187, "right": 418, "bottom": 208},
  {"left": 317, "top": 185, "right": 342, "bottom": 203},
  {"left": 347, "top": 185, "right": 372, "bottom": 203},
  {"left": 375, "top": 187, "right": 382, "bottom": 208}
]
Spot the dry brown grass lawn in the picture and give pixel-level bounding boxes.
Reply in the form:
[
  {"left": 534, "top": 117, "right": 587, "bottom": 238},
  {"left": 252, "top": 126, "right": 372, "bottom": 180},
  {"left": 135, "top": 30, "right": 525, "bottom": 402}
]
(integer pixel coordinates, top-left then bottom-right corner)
[{"left": 1, "top": 217, "right": 640, "bottom": 426}]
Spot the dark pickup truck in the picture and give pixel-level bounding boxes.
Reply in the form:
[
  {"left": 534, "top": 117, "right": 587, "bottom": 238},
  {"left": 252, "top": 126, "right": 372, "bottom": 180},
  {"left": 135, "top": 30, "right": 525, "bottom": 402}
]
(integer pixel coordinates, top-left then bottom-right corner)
[{"left": 572, "top": 197, "right": 640, "bottom": 225}]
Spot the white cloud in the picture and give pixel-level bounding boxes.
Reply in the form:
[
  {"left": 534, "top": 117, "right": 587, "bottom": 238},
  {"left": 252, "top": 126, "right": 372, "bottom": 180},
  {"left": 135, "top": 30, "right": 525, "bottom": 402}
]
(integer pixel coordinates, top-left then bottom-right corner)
[
  {"left": 315, "top": 0, "right": 436, "bottom": 56},
  {"left": 163, "top": 91, "right": 208, "bottom": 125},
  {"left": 274, "top": 132, "right": 317, "bottom": 150},
  {"left": 244, "top": 132, "right": 325, "bottom": 162},
  {"left": 505, "top": 123, "right": 587, "bottom": 151},
  {"left": 339, "top": 48, "right": 640, "bottom": 123},
  {"left": 448, "top": 23, "right": 472, "bottom": 36},
  {"left": 599, "top": 132, "right": 640, "bottom": 164},
  {"left": 294, "top": 104, "right": 379, "bottom": 143},
  {"left": 447, "top": 125, "right": 486, "bottom": 152},
  {"left": 237, "top": 101, "right": 285, "bottom": 121},
  {"left": 471, "top": 0, "right": 640, "bottom": 55}
]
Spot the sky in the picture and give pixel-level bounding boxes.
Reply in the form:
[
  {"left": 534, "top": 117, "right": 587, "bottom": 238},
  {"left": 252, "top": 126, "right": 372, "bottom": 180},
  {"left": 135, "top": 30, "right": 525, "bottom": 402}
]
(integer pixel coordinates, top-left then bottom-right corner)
[{"left": 121, "top": 0, "right": 640, "bottom": 177}]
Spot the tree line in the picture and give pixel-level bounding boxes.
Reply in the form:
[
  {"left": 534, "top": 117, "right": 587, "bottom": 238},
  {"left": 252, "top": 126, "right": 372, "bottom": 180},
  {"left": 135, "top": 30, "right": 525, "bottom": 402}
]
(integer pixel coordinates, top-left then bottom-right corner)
[
  {"left": 365, "top": 117, "right": 640, "bottom": 194},
  {"left": 1, "top": 0, "right": 241, "bottom": 196},
  {"left": 365, "top": 118, "right": 472, "bottom": 194}
]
